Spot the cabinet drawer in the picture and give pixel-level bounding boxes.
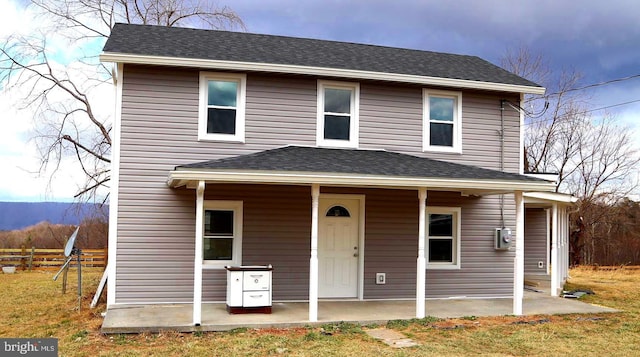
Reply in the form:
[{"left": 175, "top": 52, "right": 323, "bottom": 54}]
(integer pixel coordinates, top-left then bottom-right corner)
[
  {"left": 243, "top": 291, "right": 270, "bottom": 307},
  {"left": 243, "top": 271, "right": 270, "bottom": 291}
]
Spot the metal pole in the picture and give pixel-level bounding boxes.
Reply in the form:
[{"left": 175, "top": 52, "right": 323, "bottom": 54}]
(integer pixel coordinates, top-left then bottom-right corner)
[{"left": 77, "top": 249, "right": 82, "bottom": 311}]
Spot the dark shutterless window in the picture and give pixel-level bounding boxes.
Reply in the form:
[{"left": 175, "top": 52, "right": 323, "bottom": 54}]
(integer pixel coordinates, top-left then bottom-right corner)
[
  {"left": 429, "top": 96, "right": 455, "bottom": 147},
  {"left": 204, "top": 210, "right": 234, "bottom": 260},
  {"left": 429, "top": 239, "right": 453, "bottom": 262},
  {"left": 428, "top": 214, "right": 453, "bottom": 236},
  {"left": 323, "top": 87, "right": 352, "bottom": 141},
  {"left": 428, "top": 213, "right": 455, "bottom": 264},
  {"left": 207, "top": 80, "right": 238, "bottom": 135}
]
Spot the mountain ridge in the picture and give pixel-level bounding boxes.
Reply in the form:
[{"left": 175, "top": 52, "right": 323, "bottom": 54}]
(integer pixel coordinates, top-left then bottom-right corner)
[{"left": 0, "top": 202, "right": 108, "bottom": 231}]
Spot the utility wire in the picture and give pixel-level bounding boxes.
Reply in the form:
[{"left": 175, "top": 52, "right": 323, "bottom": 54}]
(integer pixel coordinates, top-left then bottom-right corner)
[
  {"left": 544, "top": 73, "right": 640, "bottom": 97},
  {"left": 509, "top": 98, "right": 640, "bottom": 128}
]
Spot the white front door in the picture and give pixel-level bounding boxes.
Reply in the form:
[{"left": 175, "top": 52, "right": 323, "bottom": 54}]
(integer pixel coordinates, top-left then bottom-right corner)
[{"left": 318, "top": 197, "right": 360, "bottom": 298}]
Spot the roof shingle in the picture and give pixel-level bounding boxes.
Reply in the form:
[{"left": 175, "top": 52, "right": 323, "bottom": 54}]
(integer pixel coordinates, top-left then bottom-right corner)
[
  {"left": 175, "top": 146, "right": 545, "bottom": 183},
  {"left": 103, "top": 23, "right": 541, "bottom": 89}
]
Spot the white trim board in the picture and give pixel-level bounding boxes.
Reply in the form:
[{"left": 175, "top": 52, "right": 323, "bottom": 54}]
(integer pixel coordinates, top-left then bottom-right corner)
[
  {"left": 168, "top": 170, "right": 556, "bottom": 193},
  {"left": 107, "top": 63, "right": 124, "bottom": 307},
  {"left": 100, "top": 52, "right": 546, "bottom": 95}
]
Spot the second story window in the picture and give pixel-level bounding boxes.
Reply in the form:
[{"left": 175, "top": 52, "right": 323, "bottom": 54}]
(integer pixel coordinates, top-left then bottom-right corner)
[
  {"left": 317, "top": 80, "right": 359, "bottom": 148},
  {"left": 199, "top": 72, "right": 246, "bottom": 142},
  {"left": 423, "top": 90, "right": 462, "bottom": 153}
]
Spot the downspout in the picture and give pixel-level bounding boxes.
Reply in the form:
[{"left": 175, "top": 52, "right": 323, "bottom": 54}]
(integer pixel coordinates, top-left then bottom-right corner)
[{"left": 500, "top": 100, "right": 506, "bottom": 228}]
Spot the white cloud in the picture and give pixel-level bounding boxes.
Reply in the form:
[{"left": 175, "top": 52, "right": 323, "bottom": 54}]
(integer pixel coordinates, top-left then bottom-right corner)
[
  {"left": 0, "top": 0, "right": 31, "bottom": 37},
  {"left": 0, "top": 0, "right": 114, "bottom": 202}
]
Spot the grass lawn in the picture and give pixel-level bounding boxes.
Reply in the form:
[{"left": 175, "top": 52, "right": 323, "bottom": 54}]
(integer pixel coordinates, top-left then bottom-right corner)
[{"left": 1, "top": 267, "right": 639, "bottom": 356}]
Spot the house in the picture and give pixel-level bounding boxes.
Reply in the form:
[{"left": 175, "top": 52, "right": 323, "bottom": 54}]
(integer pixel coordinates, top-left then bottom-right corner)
[{"left": 100, "top": 23, "right": 574, "bottom": 327}]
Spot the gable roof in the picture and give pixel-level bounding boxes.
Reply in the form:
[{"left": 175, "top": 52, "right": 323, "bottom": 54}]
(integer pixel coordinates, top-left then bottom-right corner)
[
  {"left": 169, "top": 146, "right": 555, "bottom": 192},
  {"left": 101, "top": 23, "right": 544, "bottom": 95}
]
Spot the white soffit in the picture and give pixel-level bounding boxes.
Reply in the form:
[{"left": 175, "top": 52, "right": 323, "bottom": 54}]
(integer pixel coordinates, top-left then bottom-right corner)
[
  {"left": 524, "top": 192, "right": 577, "bottom": 204},
  {"left": 167, "top": 170, "right": 556, "bottom": 192}
]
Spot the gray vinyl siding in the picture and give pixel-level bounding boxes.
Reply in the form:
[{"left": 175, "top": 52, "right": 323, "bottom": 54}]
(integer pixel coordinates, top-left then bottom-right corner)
[
  {"left": 114, "top": 64, "right": 522, "bottom": 303},
  {"left": 359, "top": 83, "right": 521, "bottom": 172},
  {"left": 525, "top": 208, "right": 548, "bottom": 274},
  {"left": 359, "top": 189, "right": 515, "bottom": 299}
]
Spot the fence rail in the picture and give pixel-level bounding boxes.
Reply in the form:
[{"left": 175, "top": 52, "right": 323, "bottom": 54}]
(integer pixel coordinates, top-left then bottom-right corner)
[{"left": 0, "top": 246, "right": 107, "bottom": 271}]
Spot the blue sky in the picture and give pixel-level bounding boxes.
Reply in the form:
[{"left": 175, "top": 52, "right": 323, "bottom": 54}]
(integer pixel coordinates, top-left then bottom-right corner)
[
  {"left": 231, "top": 0, "right": 640, "bottom": 119},
  {"left": 0, "top": 0, "right": 638, "bottom": 202}
]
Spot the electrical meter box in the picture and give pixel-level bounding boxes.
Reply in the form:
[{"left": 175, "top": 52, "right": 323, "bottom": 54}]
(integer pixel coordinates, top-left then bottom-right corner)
[{"left": 495, "top": 227, "right": 513, "bottom": 250}]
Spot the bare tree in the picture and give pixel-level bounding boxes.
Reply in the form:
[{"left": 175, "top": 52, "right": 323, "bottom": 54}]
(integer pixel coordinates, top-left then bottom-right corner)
[
  {"left": 0, "top": 0, "right": 244, "bottom": 203},
  {"left": 502, "top": 47, "right": 640, "bottom": 265}
]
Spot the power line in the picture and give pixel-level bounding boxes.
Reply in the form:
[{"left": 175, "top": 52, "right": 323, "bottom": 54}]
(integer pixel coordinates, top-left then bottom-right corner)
[
  {"left": 544, "top": 73, "right": 640, "bottom": 97},
  {"left": 518, "top": 98, "right": 640, "bottom": 127}
]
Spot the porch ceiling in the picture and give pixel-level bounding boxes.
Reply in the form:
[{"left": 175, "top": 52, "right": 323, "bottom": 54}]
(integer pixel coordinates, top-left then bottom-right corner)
[{"left": 167, "top": 146, "right": 556, "bottom": 194}]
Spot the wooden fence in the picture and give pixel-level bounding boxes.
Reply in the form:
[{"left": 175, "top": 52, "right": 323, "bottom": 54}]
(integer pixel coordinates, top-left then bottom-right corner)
[{"left": 0, "top": 246, "right": 107, "bottom": 271}]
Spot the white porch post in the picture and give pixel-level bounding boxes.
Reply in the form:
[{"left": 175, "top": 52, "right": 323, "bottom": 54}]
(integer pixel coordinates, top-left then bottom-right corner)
[
  {"left": 309, "top": 184, "right": 320, "bottom": 322},
  {"left": 416, "top": 188, "right": 427, "bottom": 318},
  {"left": 193, "top": 180, "right": 205, "bottom": 326},
  {"left": 513, "top": 191, "right": 524, "bottom": 315},
  {"left": 550, "top": 203, "right": 559, "bottom": 297}
]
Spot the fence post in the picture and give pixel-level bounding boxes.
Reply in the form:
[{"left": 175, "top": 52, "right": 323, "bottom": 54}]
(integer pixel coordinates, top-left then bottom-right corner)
[
  {"left": 20, "top": 245, "right": 26, "bottom": 271},
  {"left": 28, "top": 247, "right": 34, "bottom": 271}
]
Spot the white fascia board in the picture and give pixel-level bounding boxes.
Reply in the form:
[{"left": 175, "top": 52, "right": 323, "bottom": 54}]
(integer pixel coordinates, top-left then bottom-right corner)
[
  {"left": 524, "top": 191, "right": 578, "bottom": 204},
  {"left": 167, "top": 170, "right": 556, "bottom": 192},
  {"left": 100, "top": 52, "right": 546, "bottom": 95}
]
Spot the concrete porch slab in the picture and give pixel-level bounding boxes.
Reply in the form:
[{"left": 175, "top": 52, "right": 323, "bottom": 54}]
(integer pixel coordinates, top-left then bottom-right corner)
[{"left": 101, "top": 292, "right": 618, "bottom": 334}]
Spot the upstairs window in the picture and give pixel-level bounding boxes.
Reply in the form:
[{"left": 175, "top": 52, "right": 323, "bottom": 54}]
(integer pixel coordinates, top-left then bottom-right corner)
[
  {"left": 199, "top": 72, "right": 246, "bottom": 142},
  {"left": 423, "top": 90, "right": 462, "bottom": 153},
  {"left": 317, "top": 80, "right": 359, "bottom": 148}
]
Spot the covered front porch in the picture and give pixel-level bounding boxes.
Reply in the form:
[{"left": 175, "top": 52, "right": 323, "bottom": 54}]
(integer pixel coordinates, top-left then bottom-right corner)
[
  {"left": 165, "top": 146, "right": 559, "bottom": 327},
  {"left": 101, "top": 291, "right": 617, "bottom": 333}
]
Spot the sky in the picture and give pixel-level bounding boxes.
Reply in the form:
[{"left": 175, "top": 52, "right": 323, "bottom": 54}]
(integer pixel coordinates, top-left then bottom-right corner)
[{"left": 0, "top": 0, "right": 638, "bottom": 202}]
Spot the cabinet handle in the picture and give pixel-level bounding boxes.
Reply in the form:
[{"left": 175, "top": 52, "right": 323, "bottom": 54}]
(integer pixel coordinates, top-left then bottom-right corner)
[{"left": 249, "top": 294, "right": 263, "bottom": 298}]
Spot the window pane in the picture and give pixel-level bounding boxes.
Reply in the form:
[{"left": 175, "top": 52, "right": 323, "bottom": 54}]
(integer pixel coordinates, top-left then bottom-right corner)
[
  {"left": 204, "top": 238, "right": 233, "bottom": 260},
  {"left": 208, "top": 80, "right": 237, "bottom": 107},
  {"left": 324, "top": 88, "right": 351, "bottom": 113},
  {"left": 205, "top": 210, "right": 234, "bottom": 236},
  {"left": 429, "top": 238, "right": 453, "bottom": 262},
  {"left": 324, "top": 115, "right": 350, "bottom": 140},
  {"left": 326, "top": 205, "right": 351, "bottom": 217},
  {"left": 430, "top": 96, "right": 454, "bottom": 121},
  {"left": 429, "top": 214, "right": 453, "bottom": 236},
  {"left": 430, "top": 123, "right": 453, "bottom": 147},
  {"left": 207, "top": 108, "right": 236, "bottom": 134}
]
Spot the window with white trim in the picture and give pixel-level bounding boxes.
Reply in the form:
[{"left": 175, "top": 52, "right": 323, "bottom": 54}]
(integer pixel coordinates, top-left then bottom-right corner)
[
  {"left": 203, "top": 201, "right": 243, "bottom": 267},
  {"left": 199, "top": 72, "right": 246, "bottom": 142},
  {"left": 423, "top": 90, "right": 462, "bottom": 153},
  {"left": 427, "top": 207, "right": 461, "bottom": 269},
  {"left": 317, "top": 80, "right": 359, "bottom": 147}
]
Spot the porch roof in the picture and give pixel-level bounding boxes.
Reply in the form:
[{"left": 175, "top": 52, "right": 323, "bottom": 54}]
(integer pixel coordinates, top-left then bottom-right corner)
[{"left": 168, "top": 146, "right": 556, "bottom": 193}]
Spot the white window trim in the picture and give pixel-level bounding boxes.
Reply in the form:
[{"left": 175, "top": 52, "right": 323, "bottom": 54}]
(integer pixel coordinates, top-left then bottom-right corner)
[
  {"left": 426, "top": 206, "right": 461, "bottom": 270},
  {"left": 202, "top": 200, "right": 243, "bottom": 269},
  {"left": 198, "top": 72, "right": 246, "bottom": 142},
  {"left": 317, "top": 80, "right": 359, "bottom": 148},
  {"left": 423, "top": 89, "right": 462, "bottom": 153}
]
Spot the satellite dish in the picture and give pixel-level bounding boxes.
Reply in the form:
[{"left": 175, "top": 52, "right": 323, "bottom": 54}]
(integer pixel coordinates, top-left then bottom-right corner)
[
  {"left": 54, "top": 226, "right": 83, "bottom": 311},
  {"left": 64, "top": 227, "right": 80, "bottom": 257}
]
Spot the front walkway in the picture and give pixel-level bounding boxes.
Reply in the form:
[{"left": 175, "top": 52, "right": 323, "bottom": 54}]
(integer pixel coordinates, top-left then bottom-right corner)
[{"left": 101, "top": 292, "right": 617, "bottom": 333}]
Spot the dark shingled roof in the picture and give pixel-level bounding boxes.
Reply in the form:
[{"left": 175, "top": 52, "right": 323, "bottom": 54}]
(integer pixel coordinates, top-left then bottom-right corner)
[
  {"left": 175, "top": 146, "right": 545, "bottom": 183},
  {"left": 103, "top": 23, "right": 541, "bottom": 89}
]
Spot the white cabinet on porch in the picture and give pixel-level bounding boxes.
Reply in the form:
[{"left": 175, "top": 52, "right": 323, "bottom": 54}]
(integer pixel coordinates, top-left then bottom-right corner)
[{"left": 225, "top": 265, "right": 273, "bottom": 314}]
